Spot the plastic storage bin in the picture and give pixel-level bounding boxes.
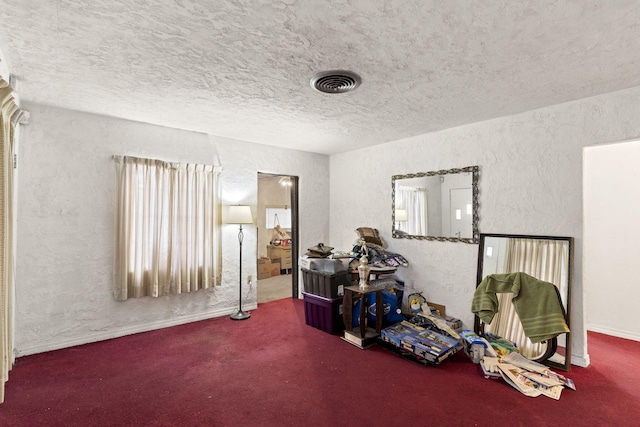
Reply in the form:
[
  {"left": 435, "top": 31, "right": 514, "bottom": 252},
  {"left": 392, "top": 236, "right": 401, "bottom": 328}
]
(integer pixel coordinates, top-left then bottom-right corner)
[
  {"left": 302, "top": 291, "right": 344, "bottom": 335},
  {"left": 301, "top": 268, "right": 352, "bottom": 298}
]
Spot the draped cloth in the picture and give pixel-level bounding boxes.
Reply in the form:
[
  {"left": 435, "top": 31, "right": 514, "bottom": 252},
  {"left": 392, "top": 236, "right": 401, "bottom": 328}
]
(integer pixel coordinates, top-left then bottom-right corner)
[
  {"left": 472, "top": 272, "right": 570, "bottom": 343},
  {"left": 0, "top": 78, "right": 20, "bottom": 403}
]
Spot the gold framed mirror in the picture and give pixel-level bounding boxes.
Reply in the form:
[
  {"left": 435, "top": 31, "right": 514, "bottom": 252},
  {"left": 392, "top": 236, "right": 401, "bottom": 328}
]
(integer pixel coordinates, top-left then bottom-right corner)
[
  {"left": 391, "top": 166, "right": 479, "bottom": 243},
  {"left": 474, "top": 233, "right": 572, "bottom": 371}
]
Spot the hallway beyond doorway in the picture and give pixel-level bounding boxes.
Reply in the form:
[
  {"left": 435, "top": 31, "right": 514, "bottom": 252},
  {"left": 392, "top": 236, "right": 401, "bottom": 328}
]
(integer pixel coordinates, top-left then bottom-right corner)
[{"left": 257, "top": 274, "right": 292, "bottom": 303}]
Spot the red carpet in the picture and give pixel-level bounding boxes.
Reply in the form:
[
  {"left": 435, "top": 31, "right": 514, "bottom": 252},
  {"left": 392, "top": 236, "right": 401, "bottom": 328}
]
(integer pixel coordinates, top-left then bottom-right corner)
[{"left": 1, "top": 298, "right": 639, "bottom": 426}]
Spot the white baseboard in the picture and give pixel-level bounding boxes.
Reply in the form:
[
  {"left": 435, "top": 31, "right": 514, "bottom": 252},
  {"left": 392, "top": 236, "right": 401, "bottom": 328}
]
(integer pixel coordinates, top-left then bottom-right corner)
[
  {"left": 569, "top": 325, "right": 640, "bottom": 368},
  {"left": 571, "top": 354, "right": 590, "bottom": 368},
  {"left": 15, "top": 303, "right": 259, "bottom": 358},
  {"left": 587, "top": 325, "right": 640, "bottom": 342}
]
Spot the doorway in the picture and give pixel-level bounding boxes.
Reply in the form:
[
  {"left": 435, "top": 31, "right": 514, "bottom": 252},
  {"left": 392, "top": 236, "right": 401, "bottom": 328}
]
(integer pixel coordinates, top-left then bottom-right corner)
[
  {"left": 584, "top": 140, "right": 640, "bottom": 341},
  {"left": 256, "top": 172, "right": 299, "bottom": 303}
]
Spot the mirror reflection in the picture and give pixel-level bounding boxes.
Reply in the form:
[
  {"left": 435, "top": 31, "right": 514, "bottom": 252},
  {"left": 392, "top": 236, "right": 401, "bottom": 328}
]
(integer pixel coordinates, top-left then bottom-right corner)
[
  {"left": 474, "top": 233, "right": 572, "bottom": 371},
  {"left": 392, "top": 166, "right": 479, "bottom": 243}
]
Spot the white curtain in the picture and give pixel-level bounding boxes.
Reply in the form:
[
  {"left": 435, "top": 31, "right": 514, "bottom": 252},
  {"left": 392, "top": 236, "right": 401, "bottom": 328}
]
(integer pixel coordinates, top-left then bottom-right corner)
[
  {"left": 396, "top": 186, "right": 428, "bottom": 235},
  {"left": 0, "top": 78, "right": 19, "bottom": 403},
  {"left": 114, "top": 156, "right": 222, "bottom": 300},
  {"left": 488, "top": 238, "right": 569, "bottom": 358}
]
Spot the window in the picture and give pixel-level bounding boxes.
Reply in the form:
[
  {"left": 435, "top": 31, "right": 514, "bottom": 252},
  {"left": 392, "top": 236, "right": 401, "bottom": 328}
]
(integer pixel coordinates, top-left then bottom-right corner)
[
  {"left": 265, "top": 207, "right": 291, "bottom": 229},
  {"left": 114, "top": 156, "right": 222, "bottom": 300}
]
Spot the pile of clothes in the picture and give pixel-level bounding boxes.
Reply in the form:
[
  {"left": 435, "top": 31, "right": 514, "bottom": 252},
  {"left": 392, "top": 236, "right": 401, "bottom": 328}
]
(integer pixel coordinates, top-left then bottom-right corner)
[{"left": 349, "top": 227, "right": 409, "bottom": 269}]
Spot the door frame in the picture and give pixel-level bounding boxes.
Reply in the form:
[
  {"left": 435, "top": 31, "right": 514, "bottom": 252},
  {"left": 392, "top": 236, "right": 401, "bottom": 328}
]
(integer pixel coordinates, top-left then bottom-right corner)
[{"left": 257, "top": 172, "right": 299, "bottom": 299}]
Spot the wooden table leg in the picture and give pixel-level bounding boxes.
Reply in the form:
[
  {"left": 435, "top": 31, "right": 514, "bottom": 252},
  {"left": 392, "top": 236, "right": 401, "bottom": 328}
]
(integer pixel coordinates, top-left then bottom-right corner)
[
  {"left": 343, "top": 290, "right": 353, "bottom": 332},
  {"left": 359, "top": 294, "right": 366, "bottom": 338}
]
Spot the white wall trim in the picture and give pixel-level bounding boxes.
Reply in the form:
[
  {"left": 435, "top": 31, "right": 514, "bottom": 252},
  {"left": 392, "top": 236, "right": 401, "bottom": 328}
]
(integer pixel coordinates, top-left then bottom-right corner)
[
  {"left": 571, "top": 354, "right": 590, "bottom": 368},
  {"left": 15, "top": 303, "right": 258, "bottom": 357},
  {"left": 588, "top": 325, "right": 640, "bottom": 343}
]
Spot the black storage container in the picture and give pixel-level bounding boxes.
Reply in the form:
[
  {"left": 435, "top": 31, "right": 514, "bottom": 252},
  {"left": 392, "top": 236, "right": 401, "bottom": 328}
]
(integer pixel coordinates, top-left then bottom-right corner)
[{"left": 301, "top": 268, "right": 352, "bottom": 298}]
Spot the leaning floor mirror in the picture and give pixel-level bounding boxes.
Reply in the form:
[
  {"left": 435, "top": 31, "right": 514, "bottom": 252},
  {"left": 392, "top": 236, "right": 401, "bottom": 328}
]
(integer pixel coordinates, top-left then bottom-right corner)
[{"left": 474, "top": 233, "right": 573, "bottom": 371}]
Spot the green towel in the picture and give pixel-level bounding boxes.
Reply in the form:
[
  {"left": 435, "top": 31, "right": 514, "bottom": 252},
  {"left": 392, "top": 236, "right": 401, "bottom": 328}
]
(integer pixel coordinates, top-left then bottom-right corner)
[{"left": 471, "top": 272, "right": 570, "bottom": 343}]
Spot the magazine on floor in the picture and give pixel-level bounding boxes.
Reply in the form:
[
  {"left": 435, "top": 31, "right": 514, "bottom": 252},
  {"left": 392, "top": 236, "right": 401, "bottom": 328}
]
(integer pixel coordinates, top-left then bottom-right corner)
[
  {"left": 501, "top": 352, "right": 576, "bottom": 390},
  {"left": 497, "top": 363, "right": 564, "bottom": 400}
]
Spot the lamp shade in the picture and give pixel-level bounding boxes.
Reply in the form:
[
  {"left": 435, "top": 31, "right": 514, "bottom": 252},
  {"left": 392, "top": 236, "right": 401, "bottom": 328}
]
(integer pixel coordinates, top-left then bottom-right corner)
[
  {"left": 227, "top": 205, "right": 253, "bottom": 224},
  {"left": 395, "top": 209, "right": 408, "bottom": 222}
]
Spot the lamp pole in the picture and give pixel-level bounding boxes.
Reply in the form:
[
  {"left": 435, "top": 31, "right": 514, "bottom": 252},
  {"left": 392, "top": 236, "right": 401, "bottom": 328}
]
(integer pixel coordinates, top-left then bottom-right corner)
[
  {"left": 228, "top": 205, "right": 252, "bottom": 320},
  {"left": 231, "top": 222, "right": 250, "bottom": 320}
]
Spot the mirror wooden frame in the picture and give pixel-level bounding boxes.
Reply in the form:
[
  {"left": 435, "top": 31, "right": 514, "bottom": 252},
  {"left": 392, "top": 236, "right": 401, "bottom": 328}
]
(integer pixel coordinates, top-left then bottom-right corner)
[
  {"left": 474, "top": 233, "right": 573, "bottom": 371},
  {"left": 391, "top": 166, "right": 479, "bottom": 243}
]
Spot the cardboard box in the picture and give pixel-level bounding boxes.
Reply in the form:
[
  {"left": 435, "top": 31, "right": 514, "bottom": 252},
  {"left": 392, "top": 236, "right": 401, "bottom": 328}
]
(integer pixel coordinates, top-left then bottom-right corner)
[
  {"left": 459, "top": 330, "right": 488, "bottom": 363},
  {"left": 258, "top": 257, "right": 271, "bottom": 280},
  {"left": 380, "top": 320, "right": 462, "bottom": 365},
  {"left": 444, "top": 315, "right": 463, "bottom": 331},
  {"left": 270, "top": 262, "right": 281, "bottom": 277},
  {"left": 426, "top": 301, "right": 446, "bottom": 318},
  {"left": 299, "top": 256, "right": 312, "bottom": 270}
]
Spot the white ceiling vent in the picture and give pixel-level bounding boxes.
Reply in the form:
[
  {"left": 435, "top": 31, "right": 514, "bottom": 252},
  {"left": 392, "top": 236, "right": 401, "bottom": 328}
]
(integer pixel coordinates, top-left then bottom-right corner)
[{"left": 310, "top": 70, "right": 361, "bottom": 94}]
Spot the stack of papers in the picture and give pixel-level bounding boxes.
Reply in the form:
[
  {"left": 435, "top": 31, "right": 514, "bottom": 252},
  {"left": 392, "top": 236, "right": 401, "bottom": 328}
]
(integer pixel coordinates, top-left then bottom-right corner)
[{"left": 481, "top": 352, "right": 575, "bottom": 399}]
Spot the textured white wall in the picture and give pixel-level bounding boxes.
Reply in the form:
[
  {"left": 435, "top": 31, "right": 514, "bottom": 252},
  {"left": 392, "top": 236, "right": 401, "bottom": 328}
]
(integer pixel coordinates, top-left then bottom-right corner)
[
  {"left": 14, "top": 87, "right": 640, "bottom": 364},
  {"left": 0, "top": 44, "right": 9, "bottom": 81},
  {"left": 15, "top": 102, "right": 330, "bottom": 356},
  {"left": 331, "top": 85, "right": 640, "bottom": 367},
  {"left": 584, "top": 140, "right": 640, "bottom": 341}
]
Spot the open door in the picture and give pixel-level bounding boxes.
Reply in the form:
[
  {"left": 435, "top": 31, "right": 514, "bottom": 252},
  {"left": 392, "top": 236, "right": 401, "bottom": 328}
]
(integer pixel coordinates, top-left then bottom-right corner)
[
  {"left": 257, "top": 173, "right": 299, "bottom": 303},
  {"left": 449, "top": 187, "right": 473, "bottom": 239}
]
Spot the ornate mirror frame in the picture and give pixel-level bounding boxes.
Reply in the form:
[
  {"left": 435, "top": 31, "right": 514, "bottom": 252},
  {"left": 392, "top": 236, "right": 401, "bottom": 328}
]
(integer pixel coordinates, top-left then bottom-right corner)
[
  {"left": 391, "top": 166, "right": 479, "bottom": 243},
  {"left": 474, "top": 233, "right": 573, "bottom": 372}
]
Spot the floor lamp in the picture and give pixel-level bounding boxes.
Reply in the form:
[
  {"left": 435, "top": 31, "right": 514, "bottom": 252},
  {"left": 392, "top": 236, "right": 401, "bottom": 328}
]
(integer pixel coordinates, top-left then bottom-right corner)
[
  {"left": 394, "top": 209, "right": 407, "bottom": 231},
  {"left": 228, "top": 205, "right": 253, "bottom": 320}
]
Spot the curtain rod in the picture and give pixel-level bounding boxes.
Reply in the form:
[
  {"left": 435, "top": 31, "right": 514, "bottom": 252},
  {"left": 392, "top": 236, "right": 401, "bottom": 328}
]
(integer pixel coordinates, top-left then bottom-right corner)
[{"left": 112, "top": 155, "right": 222, "bottom": 169}]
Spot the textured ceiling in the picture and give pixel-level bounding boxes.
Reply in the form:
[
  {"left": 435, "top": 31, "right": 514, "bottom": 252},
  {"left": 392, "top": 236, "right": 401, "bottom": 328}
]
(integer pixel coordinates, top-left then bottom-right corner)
[{"left": 2, "top": 1, "right": 640, "bottom": 154}]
